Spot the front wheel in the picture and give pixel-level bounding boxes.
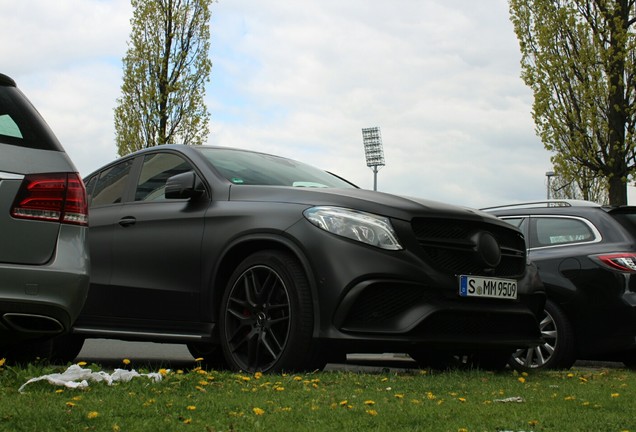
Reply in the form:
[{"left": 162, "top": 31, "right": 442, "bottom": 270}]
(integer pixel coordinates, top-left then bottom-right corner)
[
  {"left": 508, "top": 299, "right": 576, "bottom": 371},
  {"left": 219, "top": 250, "right": 315, "bottom": 373}
]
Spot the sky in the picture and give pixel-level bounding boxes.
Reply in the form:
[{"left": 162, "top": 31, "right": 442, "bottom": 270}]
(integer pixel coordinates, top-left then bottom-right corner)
[{"left": 1, "top": 0, "right": 558, "bottom": 209}]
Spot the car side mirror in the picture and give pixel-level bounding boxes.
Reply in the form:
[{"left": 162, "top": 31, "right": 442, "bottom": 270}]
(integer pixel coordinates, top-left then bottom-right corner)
[{"left": 165, "top": 171, "right": 205, "bottom": 200}]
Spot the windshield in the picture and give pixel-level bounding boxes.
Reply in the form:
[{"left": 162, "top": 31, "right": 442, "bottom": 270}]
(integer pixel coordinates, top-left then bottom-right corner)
[{"left": 196, "top": 147, "right": 357, "bottom": 188}]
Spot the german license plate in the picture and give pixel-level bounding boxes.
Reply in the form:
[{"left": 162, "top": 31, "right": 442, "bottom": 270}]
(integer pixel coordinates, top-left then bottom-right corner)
[{"left": 459, "top": 275, "right": 517, "bottom": 300}]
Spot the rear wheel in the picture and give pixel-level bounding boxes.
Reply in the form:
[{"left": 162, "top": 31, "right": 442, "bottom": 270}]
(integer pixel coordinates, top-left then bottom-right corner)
[
  {"left": 508, "top": 299, "right": 575, "bottom": 371},
  {"left": 0, "top": 339, "right": 53, "bottom": 365},
  {"left": 219, "top": 250, "right": 315, "bottom": 373},
  {"left": 49, "top": 334, "right": 85, "bottom": 364}
]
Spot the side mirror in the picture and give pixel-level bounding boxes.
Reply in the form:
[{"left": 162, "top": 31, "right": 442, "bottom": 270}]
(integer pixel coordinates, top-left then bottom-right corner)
[{"left": 165, "top": 171, "right": 205, "bottom": 199}]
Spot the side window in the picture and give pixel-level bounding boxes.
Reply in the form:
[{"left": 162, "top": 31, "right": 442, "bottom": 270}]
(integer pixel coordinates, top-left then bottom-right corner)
[
  {"left": 91, "top": 159, "right": 134, "bottom": 207},
  {"left": 84, "top": 174, "right": 98, "bottom": 205},
  {"left": 530, "top": 217, "right": 596, "bottom": 248},
  {"left": 135, "top": 153, "right": 194, "bottom": 202},
  {"left": 501, "top": 217, "right": 524, "bottom": 229}
]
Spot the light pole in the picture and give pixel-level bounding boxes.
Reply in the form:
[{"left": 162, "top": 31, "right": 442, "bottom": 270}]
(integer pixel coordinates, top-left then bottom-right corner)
[
  {"left": 546, "top": 171, "right": 555, "bottom": 199},
  {"left": 362, "top": 127, "right": 385, "bottom": 191}
]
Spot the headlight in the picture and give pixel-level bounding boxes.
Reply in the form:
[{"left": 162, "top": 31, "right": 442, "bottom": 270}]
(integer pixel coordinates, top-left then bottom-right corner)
[{"left": 303, "top": 206, "right": 403, "bottom": 250}]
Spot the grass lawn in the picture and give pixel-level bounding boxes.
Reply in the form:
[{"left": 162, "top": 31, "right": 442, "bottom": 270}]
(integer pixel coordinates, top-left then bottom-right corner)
[{"left": 0, "top": 358, "right": 633, "bottom": 431}]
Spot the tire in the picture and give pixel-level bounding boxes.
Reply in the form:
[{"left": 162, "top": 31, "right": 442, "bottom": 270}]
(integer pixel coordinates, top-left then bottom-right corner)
[
  {"left": 49, "top": 334, "right": 85, "bottom": 364},
  {"left": 187, "top": 342, "right": 227, "bottom": 370},
  {"left": 0, "top": 338, "right": 53, "bottom": 365},
  {"left": 508, "top": 299, "right": 576, "bottom": 371},
  {"left": 219, "top": 250, "right": 315, "bottom": 373}
]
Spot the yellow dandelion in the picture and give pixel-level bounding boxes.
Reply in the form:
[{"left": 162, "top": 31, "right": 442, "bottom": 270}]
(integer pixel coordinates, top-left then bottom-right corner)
[
  {"left": 253, "top": 407, "right": 265, "bottom": 416},
  {"left": 293, "top": 376, "right": 302, "bottom": 381},
  {"left": 240, "top": 376, "right": 251, "bottom": 381},
  {"left": 458, "top": 428, "right": 468, "bottom": 432},
  {"left": 198, "top": 380, "right": 209, "bottom": 386},
  {"left": 426, "top": 392, "right": 436, "bottom": 400},
  {"left": 72, "top": 396, "right": 82, "bottom": 401},
  {"left": 194, "top": 357, "right": 204, "bottom": 362},
  {"left": 565, "top": 396, "right": 576, "bottom": 401},
  {"left": 275, "top": 386, "right": 285, "bottom": 391},
  {"left": 518, "top": 377, "right": 526, "bottom": 384},
  {"left": 0, "top": 358, "right": 5, "bottom": 367},
  {"left": 611, "top": 393, "right": 620, "bottom": 398},
  {"left": 254, "top": 372, "right": 263, "bottom": 379},
  {"left": 112, "top": 425, "right": 121, "bottom": 432},
  {"left": 183, "top": 418, "right": 192, "bottom": 424},
  {"left": 366, "top": 409, "right": 378, "bottom": 416},
  {"left": 65, "top": 402, "right": 75, "bottom": 408},
  {"left": 122, "top": 358, "right": 131, "bottom": 365},
  {"left": 176, "top": 369, "right": 184, "bottom": 374},
  {"left": 195, "top": 386, "right": 206, "bottom": 392},
  {"left": 76, "top": 361, "right": 87, "bottom": 366},
  {"left": 582, "top": 401, "right": 590, "bottom": 406},
  {"left": 528, "top": 420, "right": 539, "bottom": 427},
  {"left": 158, "top": 368, "right": 168, "bottom": 376},
  {"left": 364, "top": 400, "right": 376, "bottom": 405},
  {"left": 87, "top": 411, "right": 99, "bottom": 419},
  {"left": 458, "top": 397, "right": 467, "bottom": 403},
  {"left": 55, "top": 389, "right": 64, "bottom": 394},
  {"left": 567, "top": 372, "right": 575, "bottom": 378},
  {"left": 186, "top": 405, "right": 196, "bottom": 411},
  {"left": 197, "top": 369, "right": 207, "bottom": 375},
  {"left": 381, "top": 377, "right": 389, "bottom": 382},
  {"left": 394, "top": 394, "right": 404, "bottom": 399},
  {"left": 339, "top": 400, "right": 348, "bottom": 407}
]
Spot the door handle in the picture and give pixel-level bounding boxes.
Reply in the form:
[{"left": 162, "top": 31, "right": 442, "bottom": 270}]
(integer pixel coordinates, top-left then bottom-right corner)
[{"left": 119, "top": 216, "right": 137, "bottom": 227}]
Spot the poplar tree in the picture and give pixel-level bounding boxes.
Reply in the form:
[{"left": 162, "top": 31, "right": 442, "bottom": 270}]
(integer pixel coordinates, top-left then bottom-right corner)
[
  {"left": 114, "top": 0, "right": 212, "bottom": 156},
  {"left": 509, "top": 0, "right": 636, "bottom": 205}
]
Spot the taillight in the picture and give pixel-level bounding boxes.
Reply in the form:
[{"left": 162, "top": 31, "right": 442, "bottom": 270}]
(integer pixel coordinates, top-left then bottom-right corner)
[
  {"left": 593, "top": 253, "right": 636, "bottom": 273},
  {"left": 10, "top": 173, "right": 88, "bottom": 226}
]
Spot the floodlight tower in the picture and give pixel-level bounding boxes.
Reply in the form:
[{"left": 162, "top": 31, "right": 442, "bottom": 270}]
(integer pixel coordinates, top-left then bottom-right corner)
[{"left": 362, "top": 127, "right": 385, "bottom": 191}]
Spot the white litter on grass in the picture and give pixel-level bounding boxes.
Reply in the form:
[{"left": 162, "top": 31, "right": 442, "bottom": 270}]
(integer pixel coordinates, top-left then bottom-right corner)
[
  {"left": 18, "top": 364, "right": 164, "bottom": 393},
  {"left": 493, "top": 396, "right": 525, "bottom": 403}
]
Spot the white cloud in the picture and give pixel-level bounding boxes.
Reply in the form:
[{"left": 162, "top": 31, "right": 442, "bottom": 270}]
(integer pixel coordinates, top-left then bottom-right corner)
[{"left": 1, "top": 0, "right": 553, "bottom": 208}]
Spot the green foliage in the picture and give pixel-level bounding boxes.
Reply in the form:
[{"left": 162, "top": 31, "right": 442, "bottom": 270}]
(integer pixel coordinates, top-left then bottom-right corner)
[
  {"left": 114, "top": 0, "right": 212, "bottom": 156},
  {"left": 509, "top": 0, "right": 636, "bottom": 205},
  {"left": 1, "top": 359, "right": 635, "bottom": 431}
]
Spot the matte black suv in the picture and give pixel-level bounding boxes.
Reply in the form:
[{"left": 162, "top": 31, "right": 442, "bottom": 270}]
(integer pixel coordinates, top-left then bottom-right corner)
[
  {"left": 485, "top": 200, "right": 636, "bottom": 370},
  {"left": 57, "top": 145, "right": 545, "bottom": 372},
  {"left": 0, "top": 73, "right": 90, "bottom": 361}
]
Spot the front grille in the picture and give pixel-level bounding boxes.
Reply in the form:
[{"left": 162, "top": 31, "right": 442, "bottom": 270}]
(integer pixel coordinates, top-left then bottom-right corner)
[{"left": 411, "top": 217, "right": 526, "bottom": 277}]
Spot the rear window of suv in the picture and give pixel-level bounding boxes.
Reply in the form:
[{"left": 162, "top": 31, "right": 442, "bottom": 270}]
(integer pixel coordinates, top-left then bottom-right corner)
[{"left": 0, "top": 75, "right": 64, "bottom": 151}]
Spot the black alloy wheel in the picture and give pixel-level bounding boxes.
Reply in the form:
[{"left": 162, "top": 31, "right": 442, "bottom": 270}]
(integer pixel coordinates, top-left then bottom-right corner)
[
  {"left": 508, "top": 299, "right": 576, "bottom": 371},
  {"left": 219, "top": 250, "right": 314, "bottom": 373}
]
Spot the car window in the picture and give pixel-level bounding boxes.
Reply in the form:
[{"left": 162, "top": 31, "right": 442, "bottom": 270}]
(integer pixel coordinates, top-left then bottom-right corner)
[
  {"left": 135, "top": 153, "right": 194, "bottom": 201},
  {"left": 90, "top": 159, "right": 135, "bottom": 206},
  {"left": 501, "top": 217, "right": 524, "bottom": 228},
  {"left": 530, "top": 217, "right": 596, "bottom": 248},
  {"left": 0, "top": 84, "right": 64, "bottom": 151}
]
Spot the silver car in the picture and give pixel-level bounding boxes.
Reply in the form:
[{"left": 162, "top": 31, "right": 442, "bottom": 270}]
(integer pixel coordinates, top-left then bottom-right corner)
[{"left": 0, "top": 73, "right": 89, "bottom": 362}]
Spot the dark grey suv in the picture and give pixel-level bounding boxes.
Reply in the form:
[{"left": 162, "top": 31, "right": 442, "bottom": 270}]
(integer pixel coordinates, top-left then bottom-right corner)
[
  {"left": 57, "top": 144, "right": 545, "bottom": 372},
  {"left": 0, "top": 73, "right": 90, "bottom": 361},
  {"left": 485, "top": 200, "right": 636, "bottom": 370}
]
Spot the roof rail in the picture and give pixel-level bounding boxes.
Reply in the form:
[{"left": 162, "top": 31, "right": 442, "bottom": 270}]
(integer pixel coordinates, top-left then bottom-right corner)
[{"left": 481, "top": 199, "right": 601, "bottom": 211}]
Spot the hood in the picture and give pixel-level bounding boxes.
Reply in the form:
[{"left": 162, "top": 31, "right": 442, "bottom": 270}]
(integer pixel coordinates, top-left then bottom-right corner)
[{"left": 228, "top": 185, "right": 504, "bottom": 225}]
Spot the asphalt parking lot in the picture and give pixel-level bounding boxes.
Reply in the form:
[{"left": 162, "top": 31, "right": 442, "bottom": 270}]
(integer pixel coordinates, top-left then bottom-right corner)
[{"left": 75, "top": 339, "right": 624, "bottom": 372}]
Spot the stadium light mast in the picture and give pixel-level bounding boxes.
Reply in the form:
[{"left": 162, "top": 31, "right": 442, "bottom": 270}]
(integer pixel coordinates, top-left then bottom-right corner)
[{"left": 362, "top": 127, "right": 385, "bottom": 191}]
